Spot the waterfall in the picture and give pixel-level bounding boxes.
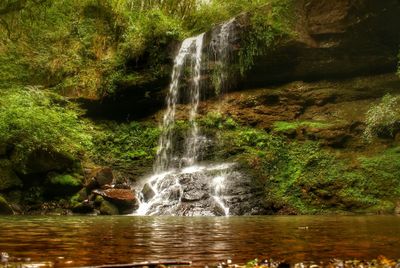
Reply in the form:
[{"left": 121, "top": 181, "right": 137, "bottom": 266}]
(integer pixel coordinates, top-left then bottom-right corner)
[
  {"left": 154, "top": 33, "right": 205, "bottom": 173},
  {"left": 137, "top": 19, "right": 237, "bottom": 216}
]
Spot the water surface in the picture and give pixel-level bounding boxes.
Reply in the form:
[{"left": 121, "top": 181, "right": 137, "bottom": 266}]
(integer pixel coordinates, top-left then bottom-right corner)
[{"left": 0, "top": 216, "right": 399, "bottom": 267}]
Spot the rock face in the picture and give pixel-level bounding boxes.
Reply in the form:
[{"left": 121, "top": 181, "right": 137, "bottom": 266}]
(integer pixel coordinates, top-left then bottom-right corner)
[
  {"left": 241, "top": 0, "right": 400, "bottom": 88},
  {"left": 195, "top": 73, "right": 400, "bottom": 149}
]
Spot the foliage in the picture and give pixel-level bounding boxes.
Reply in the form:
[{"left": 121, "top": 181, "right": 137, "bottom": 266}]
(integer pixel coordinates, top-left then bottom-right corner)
[
  {"left": 200, "top": 112, "right": 238, "bottom": 129},
  {"left": 238, "top": 0, "right": 294, "bottom": 75},
  {"left": 363, "top": 94, "right": 400, "bottom": 142},
  {"left": 0, "top": 0, "right": 187, "bottom": 96},
  {"left": 273, "top": 121, "right": 331, "bottom": 132},
  {"left": 48, "top": 174, "right": 82, "bottom": 187},
  {"left": 90, "top": 121, "right": 160, "bottom": 166},
  {"left": 217, "top": 124, "right": 400, "bottom": 214},
  {"left": 0, "top": 88, "right": 92, "bottom": 163}
]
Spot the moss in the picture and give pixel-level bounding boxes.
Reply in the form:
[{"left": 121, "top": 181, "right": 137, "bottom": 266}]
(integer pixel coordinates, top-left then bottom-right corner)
[
  {"left": 238, "top": 0, "right": 295, "bottom": 75},
  {"left": 214, "top": 123, "right": 400, "bottom": 214},
  {"left": 49, "top": 174, "right": 82, "bottom": 187},
  {"left": 273, "top": 121, "right": 331, "bottom": 132},
  {"left": 45, "top": 174, "right": 83, "bottom": 198},
  {"left": 90, "top": 121, "right": 160, "bottom": 168},
  {"left": 99, "top": 200, "right": 119, "bottom": 215}
]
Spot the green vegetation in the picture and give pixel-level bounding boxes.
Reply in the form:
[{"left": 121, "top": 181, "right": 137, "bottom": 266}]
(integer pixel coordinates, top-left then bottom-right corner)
[
  {"left": 0, "top": 88, "right": 92, "bottom": 164},
  {"left": 48, "top": 174, "right": 82, "bottom": 187},
  {"left": 0, "top": 0, "right": 294, "bottom": 96},
  {"left": 238, "top": 0, "right": 294, "bottom": 74},
  {"left": 273, "top": 121, "right": 331, "bottom": 132},
  {"left": 90, "top": 121, "right": 160, "bottom": 167},
  {"left": 363, "top": 94, "right": 400, "bottom": 142},
  {"left": 207, "top": 114, "right": 400, "bottom": 214}
]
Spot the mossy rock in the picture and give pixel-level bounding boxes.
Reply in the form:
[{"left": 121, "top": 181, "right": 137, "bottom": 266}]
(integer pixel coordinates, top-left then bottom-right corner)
[
  {"left": 13, "top": 149, "right": 75, "bottom": 175},
  {"left": 0, "top": 195, "right": 13, "bottom": 215},
  {"left": 45, "top": 173, "right": 83, "bottom": 197},
  {"left": 0, "top": 159, "right": 22, "bottom": 191},
  {"left": 99, "top": 200, "right": 119, "bottom": 215}
]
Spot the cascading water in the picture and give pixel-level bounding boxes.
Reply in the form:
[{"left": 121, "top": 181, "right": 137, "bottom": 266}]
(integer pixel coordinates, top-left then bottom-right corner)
[
  {"left": 154, "top": 34, "right": 205, "bottom": 173},
  {"left": 137, "top": 20, "right": 238, "bottom": 216}
]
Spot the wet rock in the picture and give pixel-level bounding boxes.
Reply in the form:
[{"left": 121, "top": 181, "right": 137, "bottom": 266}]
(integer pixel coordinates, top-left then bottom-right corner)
[
  {"left": 0, "top": 195, "right": 13, "bottom": 215},
  {"left": 72, "top": 200, "right": 94, "bottom": 214},
  {"left": 114, "top": 183, "right": 131, "bottom": 190},
  {"left": 99, "top": 200, "right": 119, "bottom": 215},
  {"left": 142, "top": 183, "right": 155, "bottom": 202},
  {"left": 142, "top": 163, "right": 268, "bottom": 216},
  {"left": 93, "top": 189, "right": 139, "bottom": 214}
]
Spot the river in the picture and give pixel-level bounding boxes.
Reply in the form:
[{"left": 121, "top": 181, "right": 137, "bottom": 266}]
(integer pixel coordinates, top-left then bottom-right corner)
[{"left": 0, "top": 215, "right": 399, "bottom": 267}]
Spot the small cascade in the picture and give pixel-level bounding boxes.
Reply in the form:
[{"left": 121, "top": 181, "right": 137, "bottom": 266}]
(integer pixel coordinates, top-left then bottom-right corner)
[
  {"left": 137, "top": 19, "right": 238, "bottom": 216},
  {"left": 209, "top": 18, "right": 236, "bottom": 95}
]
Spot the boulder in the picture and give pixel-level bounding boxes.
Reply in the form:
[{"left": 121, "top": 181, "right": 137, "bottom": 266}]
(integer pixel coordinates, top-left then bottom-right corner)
[
  {"left": 17, "top": 149, "right": 75, "bottom": 174},
  {"left": 0, "top": 195, "right": 13, "bottom": 215},
  {"left": 142, "top": 183, "right": 155, "bottom": 202},
  {"left": 93, "top": 189, "right": 139, "bottom": 214},
  {"left": 72, "top": 200, "right": 94, "bottom": 214},
  {"left": 86, "top": 167, "right": 114, "bottom": 189},
  {"left": 0, "top": 159, "right": 22, "bottom": 191},
  {"left": 99, "top": 200, "right": 119, "bottom": 215}
]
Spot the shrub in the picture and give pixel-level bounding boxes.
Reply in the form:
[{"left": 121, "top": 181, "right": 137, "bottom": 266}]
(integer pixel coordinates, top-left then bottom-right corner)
[
  {"left": 363, "top": 94, "right": 400, "bottom": 142},
  {"left": 0, "top": 88, "right": 92, "bottom": 162}
]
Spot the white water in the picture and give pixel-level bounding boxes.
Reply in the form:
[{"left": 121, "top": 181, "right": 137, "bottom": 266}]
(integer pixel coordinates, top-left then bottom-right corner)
[
  {"left": 210, "top": 18, "right": 235, "bottom": 95},
  {"left": 154, "top": 34, "right": 205, "bottom": 173},
  {"left": 137, "top": 20, "right": 236, "bottom": 216}
]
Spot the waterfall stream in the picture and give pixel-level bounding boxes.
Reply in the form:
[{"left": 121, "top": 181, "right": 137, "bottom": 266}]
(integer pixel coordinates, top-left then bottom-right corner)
[{"left": 137, "top": 20, "right": 237, "bottom": 216}]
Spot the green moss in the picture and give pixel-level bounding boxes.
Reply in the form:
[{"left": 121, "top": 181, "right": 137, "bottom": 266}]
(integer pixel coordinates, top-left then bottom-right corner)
[
  {"left": 99, "top": 200, "right": 119, "bottom": 215},
  {"left": 90, "top": 121, "right": 160, "bottom": 167},
  {"left": 216, "top": 124, "right": 400, "bottom": 214},
  {"left": 49, "top": 174, "right": 81, "bottom": 187},
  {"left": 273, "top": 121, "right": 331, "bottom": 132}
]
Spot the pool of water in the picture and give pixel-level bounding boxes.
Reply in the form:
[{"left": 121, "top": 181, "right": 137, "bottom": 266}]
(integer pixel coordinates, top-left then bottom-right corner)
[{"left": 0, "top": 215, "right": 399, "bottom": 267}]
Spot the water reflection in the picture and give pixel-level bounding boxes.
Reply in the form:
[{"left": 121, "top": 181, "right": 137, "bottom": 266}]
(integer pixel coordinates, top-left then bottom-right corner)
[{"left": 0, "top": 216, "right": 399, "bottom": 267}]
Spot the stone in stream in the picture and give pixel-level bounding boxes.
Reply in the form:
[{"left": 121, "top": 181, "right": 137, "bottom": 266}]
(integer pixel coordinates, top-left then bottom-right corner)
[
  {"left": 141, "top": 183, "right": 155, "bottom": 202},
  {"left": 93, "top": 189, "right": 139, "bottom": 214}
]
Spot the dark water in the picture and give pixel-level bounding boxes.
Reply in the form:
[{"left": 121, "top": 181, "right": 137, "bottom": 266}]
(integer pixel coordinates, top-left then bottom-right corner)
[{"left": 0, "top": 216, "right": 399, "bottom": 267}]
